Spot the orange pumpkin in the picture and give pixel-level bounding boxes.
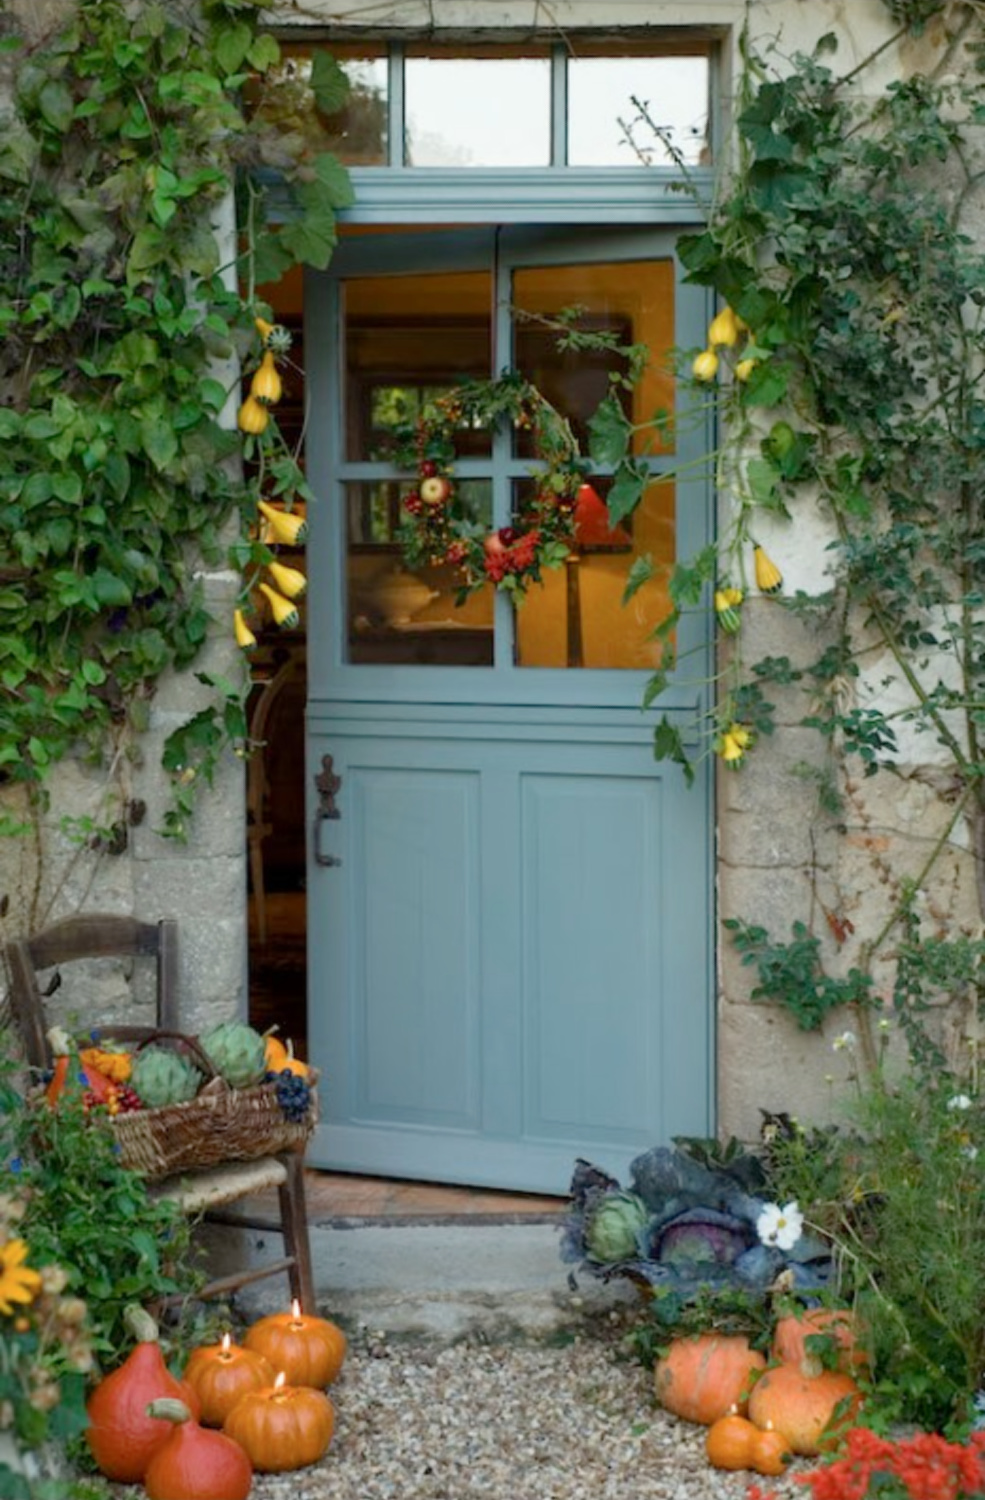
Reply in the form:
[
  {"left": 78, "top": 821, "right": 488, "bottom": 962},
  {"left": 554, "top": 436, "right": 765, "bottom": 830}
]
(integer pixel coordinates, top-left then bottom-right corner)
[
  {"left": 243, "top": 1304, "right": 346, "bottom": 1389},
  {"left": 654, "top": 1333, "right": 767, "bottom": 1425},
  {"left": 86, "top": 1309, "right": 203, "bottom": 1482},
  {"left": 747, "top": 1360, "right": 862, "bottom": 1456},
  {"left": 706, "top": 1410, "right": 757, "bottom": 1469},
  {"left": 143, "top": 1398, "right": 252, "bottom": 1500},
  {"left": 223, "top": 1379, "right": 334, "bottom": 1472},
  {"left": 772, "top": 1308, "right": 870, "bottom": 1375},
  {"left": 751, "top": 1423, "right": 792, "bottom": 1476},
  {"left": 184, "top": 1335, "right": 275, "bottom": 1427}
]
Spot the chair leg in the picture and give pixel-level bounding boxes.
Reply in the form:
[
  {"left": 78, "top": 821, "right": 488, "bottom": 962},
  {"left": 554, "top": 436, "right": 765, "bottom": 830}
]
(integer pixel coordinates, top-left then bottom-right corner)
[{"left": 278, "top": 1152, "right": 315, "bottom": 1313}]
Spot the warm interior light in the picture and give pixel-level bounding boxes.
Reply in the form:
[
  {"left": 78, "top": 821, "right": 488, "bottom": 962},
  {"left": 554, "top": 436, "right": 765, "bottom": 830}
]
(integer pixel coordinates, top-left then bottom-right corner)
[
  {"left": 274, "top": 1371, "right": 287, "bottom": 1393},
  {"left": 220, "top": 1332, "right": 232, "bottom": 1357}
]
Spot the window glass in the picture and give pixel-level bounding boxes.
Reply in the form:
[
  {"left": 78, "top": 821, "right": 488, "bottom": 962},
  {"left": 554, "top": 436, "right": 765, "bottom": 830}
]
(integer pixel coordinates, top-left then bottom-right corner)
[
  {"left": 567, "top": 54, "right": 710, "bottom": 167},
  {"left": 405, "top": 50, "right": 551, "bottom": 166},
  {"left": 253, "top": 45, "right": 388, "bottom": 166}
]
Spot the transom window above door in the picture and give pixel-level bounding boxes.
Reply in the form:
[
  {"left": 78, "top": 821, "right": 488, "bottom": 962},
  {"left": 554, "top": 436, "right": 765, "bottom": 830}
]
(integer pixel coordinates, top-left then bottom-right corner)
[{"left": 265, "top": 37, "right": 713, "bottom": 170}]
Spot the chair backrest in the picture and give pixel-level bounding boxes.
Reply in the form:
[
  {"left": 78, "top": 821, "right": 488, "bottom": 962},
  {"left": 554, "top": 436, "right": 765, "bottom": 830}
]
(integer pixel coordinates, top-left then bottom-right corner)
[{"left": 6, "top": 915, "right": 180, "bottom": 1069}]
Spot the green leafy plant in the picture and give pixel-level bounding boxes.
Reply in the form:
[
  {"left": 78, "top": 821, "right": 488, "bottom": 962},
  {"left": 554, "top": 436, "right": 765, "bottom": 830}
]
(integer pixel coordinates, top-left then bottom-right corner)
[{"left": 0, "top": 0, "right": 352, "bottom": 840}]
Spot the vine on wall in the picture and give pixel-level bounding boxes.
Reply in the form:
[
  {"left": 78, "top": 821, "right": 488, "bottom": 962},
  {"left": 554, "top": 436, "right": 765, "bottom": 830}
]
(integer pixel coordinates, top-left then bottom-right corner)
[
  {"left": 640, "top": 4, "right": 985, "bottom": 1066},
  {"left": 0, "top": 0, "right": 351, "bottom": 843}
]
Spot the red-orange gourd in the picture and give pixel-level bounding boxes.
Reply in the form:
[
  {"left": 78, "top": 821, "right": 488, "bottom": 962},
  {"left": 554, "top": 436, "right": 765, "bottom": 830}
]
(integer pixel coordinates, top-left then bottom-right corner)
[
  {"left": 654, "top": 1333, "right": 767, "bottom": 1425},
  {"left": 747, "top": 1360, "right": 862, "bottom": 1456},
  {"left": 85, "top": 1308, "right": 202, "bottom": 1482},
  {"left": 772, "top": 1308, "right": 870, "bottom": 1375},
  {"left": 144, "top": 1399, "right": 253, "bottom": 1500},
  {"left": 223, "top": 1381, "right": 334, "bottom": 1472},
  {"left": 184, "top": 1336, "right": 276, "bottom": 1427},
  {"left": 243, "top": 1305, "right": 346, "bottom": 1389},
  {"left": 706, "top": 1411, "right": 757, "bottom": 1469}
]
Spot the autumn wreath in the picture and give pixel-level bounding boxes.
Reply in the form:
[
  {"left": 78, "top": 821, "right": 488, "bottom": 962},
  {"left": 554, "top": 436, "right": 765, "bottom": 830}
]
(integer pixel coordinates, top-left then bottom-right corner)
[{"left": 395, "top": 373, "right": 587, "bottom": 598}]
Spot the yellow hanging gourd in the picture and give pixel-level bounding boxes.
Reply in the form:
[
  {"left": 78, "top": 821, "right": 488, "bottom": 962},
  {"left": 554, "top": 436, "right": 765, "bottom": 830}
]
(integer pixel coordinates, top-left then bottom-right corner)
[
  {"left": 258, "top": 501, "right": 307, "bottom": 547},
  {"left": 259, "top": 582, "right": 300, "bottom": 630},
  {"left": 250, "top": 352, "right": 283, "bottom": 407},
  {"left": 237, "top": 395, "right": 269, "bottom": 435},
  {"left": 753, "top": 544, "right": 783, "bottom": 595},
  {"left": 234, "top": 609, "right": 257, "bottom": 651},
  {"left": 267, "top": 561, "right": 307, "bottom": 599},
  {"left": 692, "top": 349, "right": 719, "bottom": 382},
  {"left": 708, "top": 307, "right": 740, "bottom": 348}
]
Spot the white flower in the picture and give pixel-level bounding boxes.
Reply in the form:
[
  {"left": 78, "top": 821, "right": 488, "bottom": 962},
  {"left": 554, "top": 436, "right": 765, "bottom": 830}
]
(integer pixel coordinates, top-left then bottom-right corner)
[
  {"left": 832, "top": 1031, "right": 857, "bottom": 1052},
  {"left": 756, "top": 1200, "right": 804, "bottom": 1251},
  {"left": 962, "top": 1145, "right": 979, "bottom": 1162},
  {"left": 877, "top": 1018, "right": 891, "bottom": 1032},
  {"left": 947, "top": 1094, "right": 973, "bottom": 1111}
]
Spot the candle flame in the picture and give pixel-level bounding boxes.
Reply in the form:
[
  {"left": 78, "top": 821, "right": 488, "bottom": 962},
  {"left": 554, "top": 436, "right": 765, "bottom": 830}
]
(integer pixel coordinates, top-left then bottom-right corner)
[
  {"left": 291, "top": 1298, "right": 302, "bottom": 1320},
  {"left": 221, "top": 1332, "right": 232, "bottom": 1355},
  {"left": 765, "top": 1420, "right": 774, "bottom": 1432},
  {"left": 274, "top": 1371, "right": 287, "bottom": 1392}
]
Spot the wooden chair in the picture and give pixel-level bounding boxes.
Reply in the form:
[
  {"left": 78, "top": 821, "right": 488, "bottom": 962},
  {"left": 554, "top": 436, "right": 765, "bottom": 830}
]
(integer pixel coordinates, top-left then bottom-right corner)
[{"left": 5, "top": 913, "right": 316, "bottom": 1312}]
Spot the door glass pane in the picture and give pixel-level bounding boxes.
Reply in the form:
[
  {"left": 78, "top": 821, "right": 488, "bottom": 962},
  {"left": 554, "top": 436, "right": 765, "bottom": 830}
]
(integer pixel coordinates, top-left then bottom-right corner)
[
  {"left": 512, "top": 259, "right": 677, "bottom": 669},
  {"left": 405, "top": 48, "right": 551, "bottom": 167},
  {"left": 567, "top": 54, "right": 710, "bottom": 167},
  {"left": 347, "top": 479, "right": 495, "bottom": 666},
  {"left": 342, "top": 264, "right": 495, "bottom": 666},
  {"left": 344, "top": 271, "right": 492, "bottom": 462}
]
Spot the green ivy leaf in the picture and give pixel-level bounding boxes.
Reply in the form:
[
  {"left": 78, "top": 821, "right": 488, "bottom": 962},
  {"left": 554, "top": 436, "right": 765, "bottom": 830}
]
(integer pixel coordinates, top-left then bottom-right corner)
[
  {"left": 310, "top": 50, "right": 351, "bottom": 115},
  {"left": 140, "top": 418, "right": 178, "bottom": 471},
  {"left": 588, "top": 394, "right": 631, "bottom": 467},
  {"left": 622, "top": 554, "right": 655, "bottom": 603}
]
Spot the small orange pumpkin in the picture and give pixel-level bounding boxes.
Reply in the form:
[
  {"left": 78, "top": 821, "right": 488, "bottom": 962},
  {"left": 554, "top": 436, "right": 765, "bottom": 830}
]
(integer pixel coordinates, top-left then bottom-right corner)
[
  {"left": 263, "top": 1033, "right": 309, "bottom": 1079},
  {"left": 184, "top": 1334, "right": 275, "bottom": 1427},
  {"left": 772, "top": 1308, "right": 870, "bottom": 1375},
  {"left": 706, "top": 1410, "right": 757, "bottom": 1469},
  {"left": 223, "top": 1377, "right": 334, "bottom": 1472},
  {"left": 751, "top": 1423, "right": 792, "bottom": 1477},
  {"left": 654, "top": 1333, "right": 767, "bottom": 1425},
  {"left": 243, "top": 1303, "right": 345, "bottom": 1389},
  {"left": 747, "top": 1359, "right": 862, "bottom": 1456}
]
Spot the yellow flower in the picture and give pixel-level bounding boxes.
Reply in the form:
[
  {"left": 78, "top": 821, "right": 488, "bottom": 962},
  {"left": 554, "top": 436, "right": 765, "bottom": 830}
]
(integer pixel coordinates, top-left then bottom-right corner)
[
  {"left": 250, "top": 351, "right": 283, "bottom": 407},
  {"left": 692, "top": 349, "right": 719, "bottom": 382},
  {"left": 0, "top": 1239, "right": 42, "bottom": 1317},
  {"left": 257, "top": 500, "right": 307, "bottom": 547},
  {"left": 708, "top": 307, "right": 740, "bottom": 349},
  {"left": 259, "top": 582, "right": 300, "bottom": 630},
  {"left": 233, "top": 608, "right": 257, "bottom": 651},
  {"left": 237, "top": 395, "right": 269, "bottom": 435},
  {"left": 267, "top": 560, "right": 307, "bottom": 599}
]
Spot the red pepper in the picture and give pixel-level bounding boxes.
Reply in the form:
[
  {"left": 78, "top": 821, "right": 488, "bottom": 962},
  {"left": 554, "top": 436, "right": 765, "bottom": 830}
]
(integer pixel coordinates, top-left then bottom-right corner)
[{"left": 79, "top": 1064, "right": 114, "bottom": 1104}]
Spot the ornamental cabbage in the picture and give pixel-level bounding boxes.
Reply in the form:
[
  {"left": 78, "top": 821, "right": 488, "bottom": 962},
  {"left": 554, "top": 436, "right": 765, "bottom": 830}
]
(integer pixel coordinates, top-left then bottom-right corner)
[{"left": 584, "top": 1190, "right": 648, "bottom": 1264}]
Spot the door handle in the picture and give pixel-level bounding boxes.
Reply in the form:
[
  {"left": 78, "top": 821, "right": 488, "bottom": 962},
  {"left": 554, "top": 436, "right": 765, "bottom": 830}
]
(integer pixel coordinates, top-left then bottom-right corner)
[{"left": 313, "top": 753, "right": 342, "bottom": 868}]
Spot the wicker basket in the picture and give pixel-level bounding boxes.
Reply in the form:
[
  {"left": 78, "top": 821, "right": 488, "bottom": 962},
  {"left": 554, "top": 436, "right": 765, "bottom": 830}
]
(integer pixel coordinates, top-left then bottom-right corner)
[{"left": 109, "top": 1033, "right": 319, "bottom": 1179}]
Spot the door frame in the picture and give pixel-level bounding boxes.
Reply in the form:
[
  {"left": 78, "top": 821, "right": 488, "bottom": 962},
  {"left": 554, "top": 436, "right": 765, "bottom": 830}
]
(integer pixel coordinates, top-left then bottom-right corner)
[{"left": 301, "top": 207, "right": 718, "bottom": 1175}]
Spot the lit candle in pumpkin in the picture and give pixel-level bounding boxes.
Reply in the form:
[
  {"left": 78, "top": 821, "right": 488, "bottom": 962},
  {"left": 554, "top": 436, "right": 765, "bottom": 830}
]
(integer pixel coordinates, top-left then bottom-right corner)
[
  {"left": 221, "top": 1371, "right": 335, "bottom": 1472},
  {"left": 183, "top": 1331, "right": 275, "bottom": 1427},
  {"left": 242, "top": 1300, "right": 346, "bottom": 1389}
]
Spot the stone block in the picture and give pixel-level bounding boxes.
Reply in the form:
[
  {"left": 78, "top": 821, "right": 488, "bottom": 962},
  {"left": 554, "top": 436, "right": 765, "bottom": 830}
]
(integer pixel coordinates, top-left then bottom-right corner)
[
  {"left": 131, "top": 731, "right": 246, "bottom": 860},
  {"left": 717, "top": 1001, "right": 856, "bottom": 1142}
]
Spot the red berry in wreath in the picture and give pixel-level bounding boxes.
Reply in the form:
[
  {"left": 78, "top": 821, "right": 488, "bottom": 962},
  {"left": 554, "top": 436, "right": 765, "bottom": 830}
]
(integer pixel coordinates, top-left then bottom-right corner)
[
  {"left": 404, "top": 492, "right": 423, "bottom": 515},
  {"left": 420, "top": 459, "right": 438, "bottom": 478}
]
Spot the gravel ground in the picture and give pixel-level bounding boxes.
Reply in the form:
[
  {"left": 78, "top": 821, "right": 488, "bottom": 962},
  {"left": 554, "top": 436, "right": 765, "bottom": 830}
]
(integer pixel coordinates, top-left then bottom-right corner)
[{"left": 229, "top": 1330, "right": 815, "bottom": 1500}]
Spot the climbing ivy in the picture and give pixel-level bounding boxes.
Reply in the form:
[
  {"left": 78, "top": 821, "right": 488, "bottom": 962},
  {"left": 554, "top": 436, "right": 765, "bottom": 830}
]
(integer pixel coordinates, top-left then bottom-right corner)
[
  {"left": 617, "top": 7, "right": 985, "bottom": 1061},
  {"left": 0, "top": 0, "right": 351, "bottom": 840}
]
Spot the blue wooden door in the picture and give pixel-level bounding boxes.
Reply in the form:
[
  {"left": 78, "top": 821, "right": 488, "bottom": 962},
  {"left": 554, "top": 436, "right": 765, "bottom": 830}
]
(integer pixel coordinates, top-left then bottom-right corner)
[{"left": 304, "top": 226, "right": 713, "bottom": 1193}]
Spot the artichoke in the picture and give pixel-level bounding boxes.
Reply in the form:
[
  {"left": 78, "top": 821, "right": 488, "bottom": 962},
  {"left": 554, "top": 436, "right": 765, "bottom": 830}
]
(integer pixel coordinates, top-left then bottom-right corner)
[
  {"left": 199, "top": 1020, "right": 268, "bottom": 1089},
  {"left": 584, "top": 1190, "right": 648, "bottom": 1264},
  {"left": 130, "top": 1046, "right": 203, "bottom": 1108}
]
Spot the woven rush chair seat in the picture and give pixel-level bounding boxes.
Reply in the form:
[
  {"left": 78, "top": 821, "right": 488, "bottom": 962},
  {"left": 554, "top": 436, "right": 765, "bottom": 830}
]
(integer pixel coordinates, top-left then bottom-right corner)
[{"left": 5, "top": 913, "right": 316, "bottom": 1311}]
